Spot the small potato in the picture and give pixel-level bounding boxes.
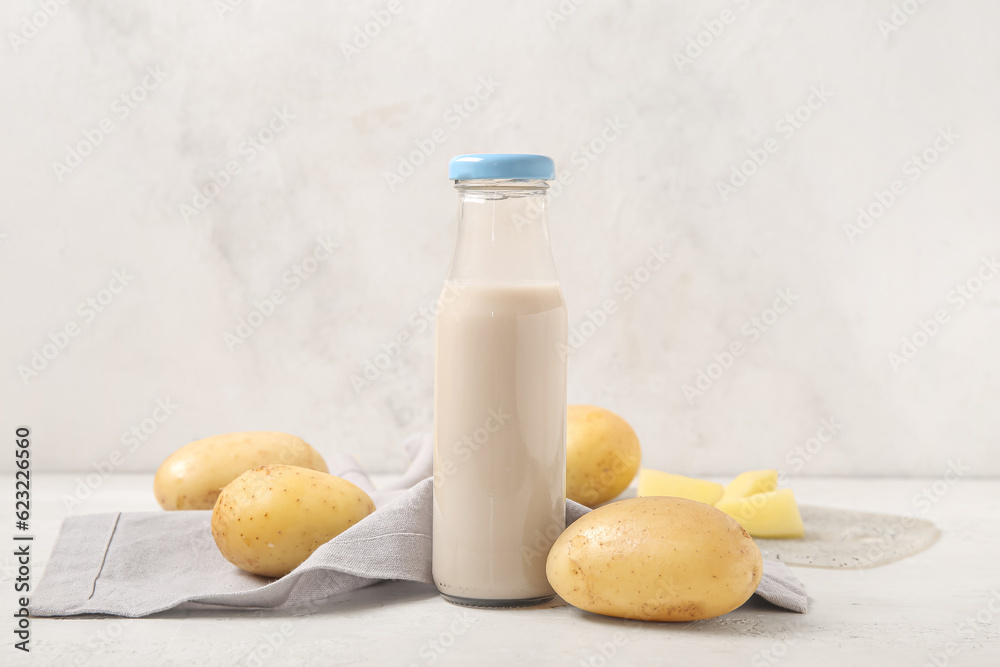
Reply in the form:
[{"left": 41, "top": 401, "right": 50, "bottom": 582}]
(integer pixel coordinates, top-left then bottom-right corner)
[
  {"left": 566, "top": 405, "right": 641, "bottom": 507},
  {"left": 154, "top": 431, "right": 328, "bottom": 510},
  {"left": 546, "top": 496, "right": 763, "bottom": 622},
  {"left": 211, "top": 465, "right": 375, "bottom": 577}
]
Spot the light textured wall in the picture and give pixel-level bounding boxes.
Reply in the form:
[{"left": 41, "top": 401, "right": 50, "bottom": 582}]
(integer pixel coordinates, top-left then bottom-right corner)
[{"left": 2, "top": 1, "right": 998, "bottom": 477}]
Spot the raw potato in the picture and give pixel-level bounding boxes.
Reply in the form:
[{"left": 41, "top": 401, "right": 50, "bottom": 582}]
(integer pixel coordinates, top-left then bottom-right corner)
[
  {"left": 154, "top": 431, "right": 328, "bottom": 510},
  {"left": 566, "top": 405, "right": 641, "bottom": 507},
  {"left": 547, "top": 497, "right": 763, "bottom": 621},
  {"left": 211, "top": 464, "right": 375, "bottom": 577},
  {"left": 719, "top": 469, "right": 778, "bottom": 503},
  {"left": 637, "top": 469, "right": 724, "bottom": 505},
  {"left": 715, "top": 488, "right": 805, "bottom": 538}
]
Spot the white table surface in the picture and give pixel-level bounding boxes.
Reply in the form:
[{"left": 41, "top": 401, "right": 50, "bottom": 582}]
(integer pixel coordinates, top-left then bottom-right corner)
[{"left": 5, "top": 474, "right": 1000, "bottom": 667}]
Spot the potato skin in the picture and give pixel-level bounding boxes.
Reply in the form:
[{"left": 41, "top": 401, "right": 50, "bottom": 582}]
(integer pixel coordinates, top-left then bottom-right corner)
[
  {"left": 546, "top": 496, "right": 763, "bottom": 621},
  {"left": 154, "top": 431, "right": 328, "bottom": 510},
  {"left": 566, "top": 405, "right": 641, "bottom": 507},
  {"left": 211, "top": 465, "right": 375, "bottom": 577}
]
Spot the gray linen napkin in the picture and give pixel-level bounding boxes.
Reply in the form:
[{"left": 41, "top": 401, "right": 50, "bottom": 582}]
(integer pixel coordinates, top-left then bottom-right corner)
[{"left": 32, "top": 436, "right": 807, "bottom": 617}]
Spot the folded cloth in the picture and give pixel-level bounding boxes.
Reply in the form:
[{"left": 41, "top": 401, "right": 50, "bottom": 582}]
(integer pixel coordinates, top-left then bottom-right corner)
[{"left": 32, "top": 437, "right": 807, "bottom": 617}]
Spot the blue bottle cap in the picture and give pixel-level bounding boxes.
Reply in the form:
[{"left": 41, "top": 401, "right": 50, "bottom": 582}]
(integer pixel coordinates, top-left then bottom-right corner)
[{"left": 448, "top": 154, "right": 555, "bottom": 180}]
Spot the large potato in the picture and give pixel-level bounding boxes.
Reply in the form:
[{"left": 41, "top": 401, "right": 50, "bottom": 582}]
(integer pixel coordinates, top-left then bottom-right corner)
[
  {"left": 566, "top": 405, "right": 641, "bottom": 507},
  {"left": 211, "top": 465, "right": 375, "bottom": 577},
  {"left": 154, "top": 431, "right": 328, "bottom": 510},
  {"left": 546, "top": 496, "right": 763, "bottom": 621}
]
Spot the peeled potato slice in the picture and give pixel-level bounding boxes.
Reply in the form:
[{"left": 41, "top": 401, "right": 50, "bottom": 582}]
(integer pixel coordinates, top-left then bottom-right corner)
[
  {"left": 637, "top": 469, "right": 724, "bottom": 506},
  {"left": 719, "top": 469, "right": 778, "bottom": 503},
  {"left": 715, "top": 488, "right": 805, "bottom": 538}
]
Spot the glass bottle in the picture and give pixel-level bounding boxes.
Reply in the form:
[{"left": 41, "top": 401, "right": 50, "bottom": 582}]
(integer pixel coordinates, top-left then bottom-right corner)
[{"left": 432, "top": 154, "right": 568, "bottom": 607}]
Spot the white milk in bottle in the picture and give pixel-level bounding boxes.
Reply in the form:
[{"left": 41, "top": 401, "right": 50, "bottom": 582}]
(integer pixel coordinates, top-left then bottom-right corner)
[{"left": 433, "top": 154, "right": 568, "bottom": 607}]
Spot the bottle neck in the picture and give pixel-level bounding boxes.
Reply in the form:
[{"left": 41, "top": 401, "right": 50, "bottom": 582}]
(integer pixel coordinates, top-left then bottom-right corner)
[{"left": 446, "top": 180, "right": 559, "bottom": 283}]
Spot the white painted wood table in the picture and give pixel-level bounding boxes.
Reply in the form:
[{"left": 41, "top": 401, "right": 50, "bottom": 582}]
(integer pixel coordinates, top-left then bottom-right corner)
[{"left": 5, "top": 475, "right": 999, "bottom": 666}]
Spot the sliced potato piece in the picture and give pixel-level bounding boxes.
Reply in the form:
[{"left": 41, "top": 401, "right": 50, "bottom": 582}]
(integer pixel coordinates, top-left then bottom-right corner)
[
  {"left": 719, "top": 469, "right": 778, "bottom": 503},
  {"left": 715, "top": 488, "right": 804, "bottom": 538},
  {"left": 637, "top": 469, "right": 724, "bottom": 506}
]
